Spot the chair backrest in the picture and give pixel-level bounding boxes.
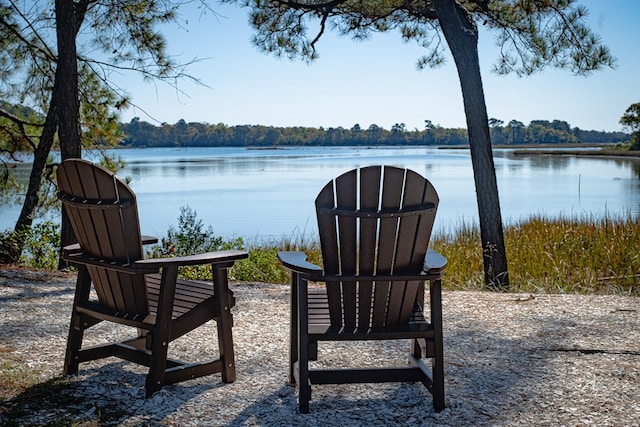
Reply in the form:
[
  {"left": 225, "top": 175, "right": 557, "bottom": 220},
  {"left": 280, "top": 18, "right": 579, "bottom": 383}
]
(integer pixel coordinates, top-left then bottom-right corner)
[
  {"left": 315, "top": 165, "right": 439, "bottom": 330},
  {"left": 57, "top": 159, "right": 148, "bottom": 316}
]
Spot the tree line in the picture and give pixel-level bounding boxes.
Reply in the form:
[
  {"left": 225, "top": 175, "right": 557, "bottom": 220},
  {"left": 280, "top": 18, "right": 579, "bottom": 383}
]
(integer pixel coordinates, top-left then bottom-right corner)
[{"left": 119, "top": 117, "right": 629, "bottom": 148}]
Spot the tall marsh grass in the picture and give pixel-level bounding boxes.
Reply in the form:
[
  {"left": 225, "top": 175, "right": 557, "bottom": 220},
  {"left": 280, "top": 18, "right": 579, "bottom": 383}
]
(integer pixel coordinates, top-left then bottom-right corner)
[
  {"left": 236, "top": 213, "right": 639, "bottom": 295},
  {"left": 432, "top": 213, "right": 640, "bottom": 295},
  {"left": 4, "top": 211, "right": 638, "bottom": 295}
]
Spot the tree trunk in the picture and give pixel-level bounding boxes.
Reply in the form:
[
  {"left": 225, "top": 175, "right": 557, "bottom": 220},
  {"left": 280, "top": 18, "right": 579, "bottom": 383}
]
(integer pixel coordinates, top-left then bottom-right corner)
[
  {"left": 433, "top": 0, "right": 510, "bottom": 290},
  {"left": 1, "top": 0, "right": 85, "bottom": 265},
  {"left": 55, "top": 0, "right": 83, "bottom": 268},
  {"left": 56, "top": 0, "right": 82, "bottom": 159},
  {"left": 2, "top": 101, "right": 59, "bottom": 264}
]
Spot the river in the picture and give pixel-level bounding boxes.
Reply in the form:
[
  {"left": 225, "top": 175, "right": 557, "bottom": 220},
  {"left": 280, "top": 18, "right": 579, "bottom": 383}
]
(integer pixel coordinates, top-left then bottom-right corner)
[{"left": 2, "top": 146, "right": 639, "bottom": 241}]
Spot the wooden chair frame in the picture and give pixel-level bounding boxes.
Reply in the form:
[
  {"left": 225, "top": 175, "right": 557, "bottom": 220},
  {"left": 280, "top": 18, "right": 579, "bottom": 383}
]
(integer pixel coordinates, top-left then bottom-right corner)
[
  {"left": 57, "top": 159, "right": 247, "bottom": 397},
  {"left": 278, "top": 165, "right": 447, "bottom": 413}
]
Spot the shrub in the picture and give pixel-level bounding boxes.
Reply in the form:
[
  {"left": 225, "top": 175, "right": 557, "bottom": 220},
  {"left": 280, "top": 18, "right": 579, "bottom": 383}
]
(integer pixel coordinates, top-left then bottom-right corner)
[
  {"left": 234, "top": 246, "right": 290, "bottom": 284},
  {"left": 0, "top": 222, "right": 60, "bottom": 269},
  {"left": 22, "top": 222, "right": 61, "bottom": 270},
  {"left": 0, "top": 228, "right": 24, "bottom": 264},
  {"left": 149, "top": 205, "right": 244, "bottom": 280}
]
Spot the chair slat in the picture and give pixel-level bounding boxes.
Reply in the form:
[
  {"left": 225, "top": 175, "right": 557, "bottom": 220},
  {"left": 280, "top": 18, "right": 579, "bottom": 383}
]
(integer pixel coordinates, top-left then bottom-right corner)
[
  {"left": 377, "top": 167, "right": 404, "bottom": 275},
  {"left": 59, "top": 160, "right": 146, "bottom": 315},
  {"left": 316, "top": 181, "right": 339, "bottom": 273},
  {"left": 316, "top": 181, "right": 342, "bottom": 329},
  {"left": 390, "top": 170, "right": 427, "bottom": 325},
  {"left": 371, "top": 168, "right": 402, "bottom": 327},
  {"left": 336, "top": 169, "right": 358, "bottom": 329},
  {"left": 58, "top": 162, "right": 101, "bottom": 257},
  {"left": 357, "top": 167, "right": 381, "bottom": 328}
]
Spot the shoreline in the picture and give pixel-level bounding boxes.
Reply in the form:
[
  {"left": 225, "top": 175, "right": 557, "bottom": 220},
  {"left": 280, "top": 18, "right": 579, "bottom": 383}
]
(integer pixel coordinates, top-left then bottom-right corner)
[
  {"left": 511, "top": 148, "right": 640, "bottom": 159},
  {"left": 441, "top": 143, "right": 640, "bottom": 160}
]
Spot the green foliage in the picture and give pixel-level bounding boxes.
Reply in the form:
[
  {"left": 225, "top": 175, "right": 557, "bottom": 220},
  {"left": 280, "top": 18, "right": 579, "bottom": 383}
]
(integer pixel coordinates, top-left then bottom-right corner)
[
  {"left": 620, "top": 102, "right": 640, "bottom": 132},
  {"left": 234, "top": 246, "right": 290, "bottom": 284},
  {"left": 21, "top": 222, "right": 61, "bottom": 270},
  {"left": 620, "top": 102, "right": 640, "bottom": 150},
  {"left": 149, "top": 206, "right": 320, "bottom": 283},
  {"left": 98, "top": 154, "right": 125, "bottom": 173},
  {"left": 226, "top": 0, "right": 615, "bottom": 76},
  {"left": 236, "top": 214, "right": 640, "bottom": 295},
  {"left": 234, "top": 234, "right": 323, "bottom": 284},
  {"left": 5, "top": 209, "right": 639, "bottom": 294},
  {"left": 153, "top": 205, "right": 240, "bottom": 255},
  {"left": 0, "top": 102, "right": 44, "bottom": 154},
  {"left": 509, "top": 215, "right": 640, "bottom": 294},
  {"left": 150, "top": 206, "right": 244, "bottom": 280},
  {"left": 0, "top": 221, "right": 60, "bottom": 268},
  {"left": 0, "top": 228, "right": 24, "bottom": 265},
  {"left": 119, "top": 118, "right": 629, "bottom": 148},
  {"left": 431, "top": 221, "right": 483, "bottom": 289}
]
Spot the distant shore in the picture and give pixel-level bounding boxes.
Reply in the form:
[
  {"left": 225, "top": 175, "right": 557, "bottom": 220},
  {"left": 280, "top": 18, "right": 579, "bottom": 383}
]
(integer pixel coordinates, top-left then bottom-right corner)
[
  {"left": 443, "top": 143, "right": 640, "bottom": 159},
  {"left": 511, "top": 148, "right": 640, "bottom": 159}
]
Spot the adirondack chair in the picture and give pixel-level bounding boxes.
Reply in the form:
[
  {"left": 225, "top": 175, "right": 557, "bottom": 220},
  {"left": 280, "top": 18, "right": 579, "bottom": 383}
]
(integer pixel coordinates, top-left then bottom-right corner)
[
  {"left": 57, "top": 158, "right": 247, "bottom": 397},
  {"left": 277, "top": 165, "right": 447, "bottom": 413}
]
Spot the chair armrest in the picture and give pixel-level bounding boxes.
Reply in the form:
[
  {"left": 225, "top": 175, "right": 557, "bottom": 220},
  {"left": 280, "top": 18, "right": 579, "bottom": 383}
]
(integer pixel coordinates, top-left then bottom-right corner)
[
  {"left": 134, "top": 249, "right": 248, "bottom": 269},
  {"left": 424, "top": 248, "right": 447, "bottom": 273},
  {"left": 277, "top": 251, "right": 323, "bottom": 275},
  {"left": 141, "top": 235, "right": 159, "bottom": 245},
  {"left": 61, "top": 251, "right": 140, "bottom": 274},
  {"left": 61, "top": 243, "right": 83, "bottom": 256},
  {"left": 61, "top": 234, "right": 157, "bottom": 254}
]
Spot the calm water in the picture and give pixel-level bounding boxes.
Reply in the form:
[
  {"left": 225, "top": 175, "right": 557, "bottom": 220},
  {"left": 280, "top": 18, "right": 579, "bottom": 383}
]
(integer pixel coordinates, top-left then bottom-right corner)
[{"left": 3, "top": 146, "right": 640, "bottom": 241}]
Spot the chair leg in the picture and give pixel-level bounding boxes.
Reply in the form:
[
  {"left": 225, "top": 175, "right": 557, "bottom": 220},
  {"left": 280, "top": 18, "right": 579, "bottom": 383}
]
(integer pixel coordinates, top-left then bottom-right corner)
[
  {"left": 298, "top": 364, "right": 311, "bottom": 414},
  {"left": 64, "top": 265, "right": 92, "bottom": 375},
  {"left": 213, "top": 264, "right": 236, "bottom": 383},
  {"left": 297, "top": 340, "right": 311, "bottom": 414},
  {"left": 432, "top": 346, "right": 445, "bottom": 411},
  {"left": 297, "top": 277, "right": 311, "bottom": 413},
  {"left": 289, "top": 272, "right": 300, "bottom": 385},
  {"left": 63, "top": 311, "right": 84, "bottom": 375},
  {"left": 145, "top": 267, "right": 178, "bottom": 397},
  {"left": 430, "top": 278, "right": 445, "bottom": 411}
]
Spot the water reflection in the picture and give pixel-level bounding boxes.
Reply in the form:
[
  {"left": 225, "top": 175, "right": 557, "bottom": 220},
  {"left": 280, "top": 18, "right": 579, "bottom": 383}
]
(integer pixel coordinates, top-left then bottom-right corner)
[
  {"left": 631, "top": 163, "right": 640, "bottom": 181},
  {"left": 2, "top": 146, "right": 640, "bottom": 240}
]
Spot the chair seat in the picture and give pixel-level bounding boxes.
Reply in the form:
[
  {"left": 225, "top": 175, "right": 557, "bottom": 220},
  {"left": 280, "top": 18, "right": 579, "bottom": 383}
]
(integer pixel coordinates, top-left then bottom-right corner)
[
  {"left": 307, "top": 288, "right": 434, "bottom": 339},
  {"left": 143, "top": 274, "right": 237, "bottom": 343},
  {"left": 145, "top": 274, "right": 236, "bottom": 319}
]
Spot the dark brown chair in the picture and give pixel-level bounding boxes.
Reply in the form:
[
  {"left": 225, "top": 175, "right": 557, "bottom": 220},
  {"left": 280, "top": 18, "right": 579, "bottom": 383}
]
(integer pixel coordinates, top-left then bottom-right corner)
[
  {"left": 278, "top": 165, "right": 447, "bottom": 413},
  {"left": 57, "top": 158, "right": 247, "bottom": 397}
]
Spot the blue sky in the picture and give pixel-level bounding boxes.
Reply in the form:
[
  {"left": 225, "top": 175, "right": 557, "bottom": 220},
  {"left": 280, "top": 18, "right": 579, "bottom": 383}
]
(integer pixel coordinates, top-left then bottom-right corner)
[{"left": 118, "top": 1, "right": 640, "bottom": 133}]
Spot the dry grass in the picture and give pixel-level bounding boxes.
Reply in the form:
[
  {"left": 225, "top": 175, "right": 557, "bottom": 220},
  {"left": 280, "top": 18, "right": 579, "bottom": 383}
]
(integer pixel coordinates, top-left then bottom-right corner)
[{"left": 432, "top": 214, "right": 640, "bottom": 295}]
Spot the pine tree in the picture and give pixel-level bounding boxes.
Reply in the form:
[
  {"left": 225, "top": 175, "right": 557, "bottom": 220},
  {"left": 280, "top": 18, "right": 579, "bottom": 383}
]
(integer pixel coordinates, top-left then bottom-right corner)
[{"left": 222, "top": 0, "right": 615, "bottom": 289}]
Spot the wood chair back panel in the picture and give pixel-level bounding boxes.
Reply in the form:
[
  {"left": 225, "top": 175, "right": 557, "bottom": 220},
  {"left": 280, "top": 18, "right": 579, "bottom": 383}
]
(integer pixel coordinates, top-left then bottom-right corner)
[
  {"left": 315, "top": 166, "right": 438, "bottom": 331},
  {"left": 57, "top": 159, "right": 148, "bottom": 315}
]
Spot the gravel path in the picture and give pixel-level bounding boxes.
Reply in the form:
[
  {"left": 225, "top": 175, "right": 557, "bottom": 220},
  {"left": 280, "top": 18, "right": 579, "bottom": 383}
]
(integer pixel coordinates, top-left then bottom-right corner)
[{"left": 1, "top": 267, "right": 639, "bottom": 426}]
